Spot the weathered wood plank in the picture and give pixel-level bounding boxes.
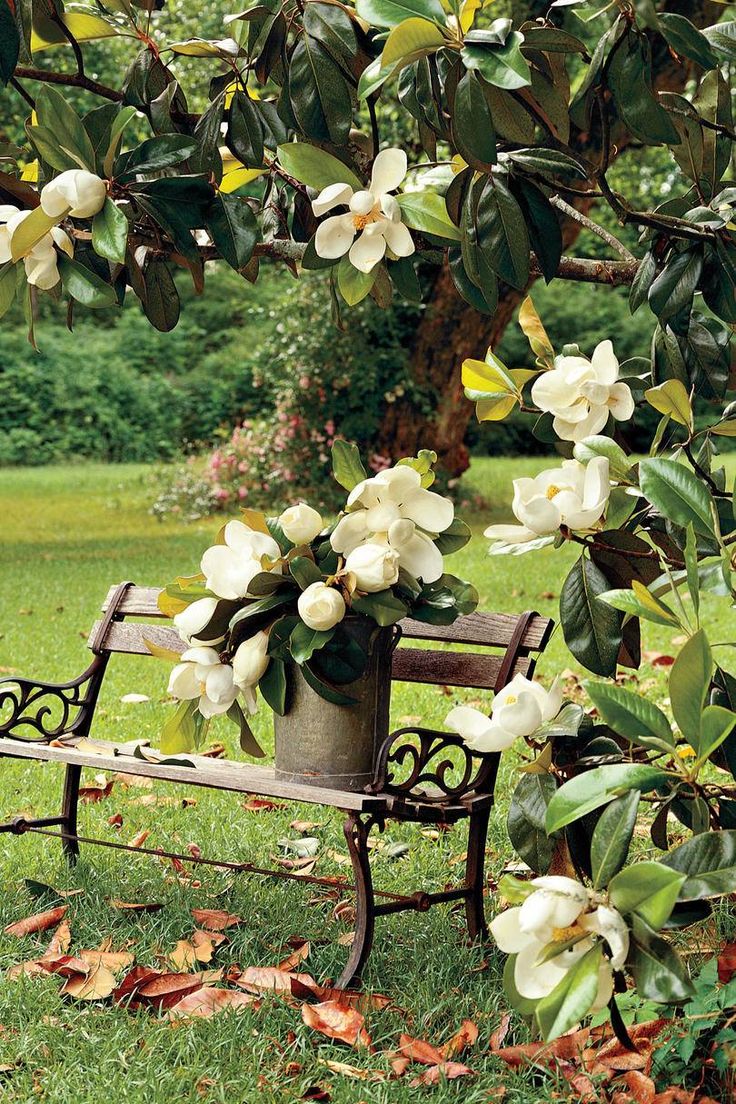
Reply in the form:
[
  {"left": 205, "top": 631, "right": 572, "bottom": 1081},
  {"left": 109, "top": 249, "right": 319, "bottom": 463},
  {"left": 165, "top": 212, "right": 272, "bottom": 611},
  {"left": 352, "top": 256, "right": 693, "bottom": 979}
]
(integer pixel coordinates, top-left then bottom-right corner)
[
  {"left": 392, "top": 648, "right": 531, "bottom": 689},
  {"left": 90, "top": 622, "right": 532, "bottom": 688},
  {"left": 102, "top": 586, "right": 554, "bottom": 650},
  {"left": 0, "top": 738, "right": 384, "bottom": 811}
]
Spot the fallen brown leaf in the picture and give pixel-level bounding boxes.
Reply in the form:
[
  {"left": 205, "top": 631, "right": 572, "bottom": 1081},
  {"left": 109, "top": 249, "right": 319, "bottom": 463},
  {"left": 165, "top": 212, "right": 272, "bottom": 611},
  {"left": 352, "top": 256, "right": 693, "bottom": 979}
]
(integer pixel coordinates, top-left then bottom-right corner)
[
  {"left": 242, "top": 796, "right": 285, "bottom": 812},
  {"left": 168, "top": 930, "right": 226, "bottom": 970},
  {"left": 442, "top": 1019, "right": 478, "bottom": 1058},
  {"left": 617, "top": 1069, "right": 657, "bottom": 1104},
  {"left": 398, "top": 1033, "right": 444, "bottom": 1066},
  {"left": 4, "top": 906, "right": 67, "bottom": 938},
  {"left": 318, "top": 1059, "right": 385, "bottom": 1082},
  {"left": 128, "top": 829, "right": 150, "bottom": 849},
  {"left": 78, "top": 774, "right": 114, "bottom": 803},
  {"left": 61, "top": 962, "right": 118, "bottom": 1000},
  {"left": 717, "top": 941, "right": 736, "bottom": 984},
  {"left": 409, "top": 1061, "right": 474, "bottom": 1086},
  {"left": 278, "top": 941, "right": 310, "bottom": 972},
  {"left": 46, "top": 920, "right": 71, "bottom": 955},
  {"left": 301, "top": 1000, "right": 371, "bottom": 1048},
  {"left": 168, "top": 987, "right": 258, "bottom": 1019},
  {"left": 134, "top": 972, "right": 206, "bottom": 1010},
  {"left": 191, "top": 908, "right": 243, "bottom": 931},
  {"left": 489, "top": 1012, "right": 511, "bottom": 1050},
  {"left": 108, "top": 899, "right": 163, "bottom": 913}
]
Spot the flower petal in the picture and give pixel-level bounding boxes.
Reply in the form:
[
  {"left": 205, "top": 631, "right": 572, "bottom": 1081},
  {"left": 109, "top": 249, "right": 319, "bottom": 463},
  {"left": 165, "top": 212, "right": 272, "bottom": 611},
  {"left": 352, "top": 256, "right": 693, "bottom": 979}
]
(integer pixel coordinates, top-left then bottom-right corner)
[
  {"left": 489, "top": 908, "right": 529, "bottom": 953},
  {"left": 608, "top": 381, "right": 635, "bottom": 421},
  {"left": 394, "top": 531, "right": 444, "bottom": 583},
  {"left": 348, "top": 226, "right": 386, "bottom": 273},
  {"left": 590, "top": 339, "right": 619, "bottom": 386},
  {"left": 312, "top": 182, "right": 354, "bottom": 217},
  {"left": 167, "top": 663, "right": 201, "bottom": 699},
  {"left": 370, "top": 147, "right": 407, "bottom": 196},
  {"left": 400, "top": 487, "right": 454, "bottom": 533},
  {"left": 315, "top": 213, "right": 355, "bottom": 260},
  {"left": 330, "top": 511, "right": 370, "bottom": 554},
  {"left": 382, "top": 218, "right": 415, "bottom": 258}
]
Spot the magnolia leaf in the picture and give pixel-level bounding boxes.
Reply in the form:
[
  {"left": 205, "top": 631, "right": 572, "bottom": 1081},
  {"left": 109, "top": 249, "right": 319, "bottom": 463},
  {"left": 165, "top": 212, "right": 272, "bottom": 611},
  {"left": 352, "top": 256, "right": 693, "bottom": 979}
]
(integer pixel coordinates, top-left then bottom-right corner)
[
  {"left": 92, "top": 199, "right": 128, "bottom": 265},
  {"left": 337, "top": 257, "right": 375, "bottom": 305},
  {"left": 590, "top": 790, "right": 640, "bottom": 889},
  {"left": 396, "top": 192, "right": 460, "bottom": 240},
  {"left": 545, "top": 764, "right": 670, "bottom": 833},
  {"left": 638, "top": 458, "right": 716, "bottom": 536},
  {"left": 535, "top": 944, "right": 602, "bottom": 1041},
  {"left": 518, "top": 296, "right": 555, "bottom": 366},
  {"left": 331, "top": 440, "right": 367, "bottom": 491},
  {"left": 277, "top": 143, "right": 362, "bottom": 192},
  {"left": 663, "top": 829, "right": 736, "bottom": 899},
  {"left": 31, "top": 13, "right": 119, "bottom": 52},
  {"left": 355, "top": 0, "right": 446, "bottom": 30},
  {"left": 669, "top": 629, "right": 712, "bottom": 745},
  {"left": 644, "top": 380, "right": 693, "bottom": 429},
  {"left": 381, "top": 17, "right": 445, "bottom": 66},
  {"left": 608, "top": 862, "right": 685, "bottom": 929},
  {"left": 584, "top": 681, "right": 674, "bottom": 752}
]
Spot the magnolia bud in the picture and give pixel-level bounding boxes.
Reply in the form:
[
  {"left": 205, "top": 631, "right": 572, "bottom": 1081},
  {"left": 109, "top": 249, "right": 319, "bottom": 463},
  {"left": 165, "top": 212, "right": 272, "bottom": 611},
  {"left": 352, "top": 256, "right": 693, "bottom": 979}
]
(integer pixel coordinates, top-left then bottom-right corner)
[
  {"left": 297, "top": 581, "right": 346, "bottom": 631},
  {"left": 279, "top": 503, "right": 323, "bottom": 545},
  {"left": 345, "top": 542, "right": 400, "bottom": 593},
  {"left": 40, "top": 170, "right": 107, "bottom": 219}
]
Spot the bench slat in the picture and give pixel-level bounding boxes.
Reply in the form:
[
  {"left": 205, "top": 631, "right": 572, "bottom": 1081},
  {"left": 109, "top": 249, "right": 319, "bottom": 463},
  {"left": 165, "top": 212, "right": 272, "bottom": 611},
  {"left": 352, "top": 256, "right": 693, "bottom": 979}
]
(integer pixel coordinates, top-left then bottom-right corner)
[
  {"left": 89, "top": 622, "right": 532, "bottom": 688},
  {"left": 392, "top": 647, "right": 530, "bottom": 688},
  {"left": 0, "top": 739, "right": 384, "bottom": 811},
  {"left": 102, "top": 585, "right": 553, "bottom": 650}
]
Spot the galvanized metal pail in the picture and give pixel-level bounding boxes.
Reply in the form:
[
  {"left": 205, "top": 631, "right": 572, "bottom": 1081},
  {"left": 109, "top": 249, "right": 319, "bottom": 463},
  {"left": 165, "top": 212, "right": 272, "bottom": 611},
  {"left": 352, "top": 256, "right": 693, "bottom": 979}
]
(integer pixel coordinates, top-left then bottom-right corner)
[{"left": 273, "top": 621, "right": 397, "bottom": 792}]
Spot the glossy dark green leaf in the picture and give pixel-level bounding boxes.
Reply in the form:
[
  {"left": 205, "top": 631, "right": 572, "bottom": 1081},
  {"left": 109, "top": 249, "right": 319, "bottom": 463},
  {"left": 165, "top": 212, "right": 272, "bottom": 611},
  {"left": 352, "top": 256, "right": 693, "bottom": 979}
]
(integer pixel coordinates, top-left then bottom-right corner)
[
  {"left": 227, "top": 699, "right": 266, "bottom": 758},
  {"left": 638, "top": 458, "right": 715, "bottom": 536},
  {"left": 115, "top": 134, "right": 196, "bottom": 180},
  {"left": 302, "top": 661, "right": 358, "bottom": 705},
  {"left": 584, "top": 682, "right": 674, "bottom": 752},
  {"left": 629, "top": 250, "right": 657, "bottom": 313},
  {"left": 227, "top": 89, "right": 264, "bottom": 169},
  {"left": 288, "top": 556, "right": 323, "bottom": 589},
  {"left": 507, "top": 148, "right": 586, "bottom": 180},
  {"left": 331, "top": 439, "right": 367, "bottom": 490},
  {"left": 259, "top": 656, "right": 287, "bottom": 715},
  {"left": 92, "top": 199, "right": 128, "bottom": 265},
  {"left": 663, "top": 829, "right": 736, "bottom": 899},
  {"left": 190, "top": 93, "right": 225, "bottom": 177},
  {"left": 461, "top": 32, "right": 532, "bottom": 91},
  {"left": 545, "top": 764, "right": 669, "bottom": 833},
  {"left": 507, "top": 773, "right": 559, "bottom": 874},
  {"left": 303, "top": 1, "right": 357, "bottom": 61},
  {"left": 668, "top": 629, "right": 712, "bottom": 746},
  {"left": 0, "top": 1, "right": 19, "bottom": 86},
  {"left": 141, "top": 258, "right": 180, "bottom": 332},
  {"left": 58, "top": 257, "right": 117, "bottom": 309},
  {"left": 608, "top": 862, "right": 685, "bottom": 928},
  {"left": 33, "top": 86, "right": 96, "bottom": 171},
  {"left": 452, "top": 69, "right": 496, "bottom": 170},
  {"left": 355, "top": 0, "right": 445, "bottom": 30},
  {"left": 658, "top": 14, "right": 718, "bottom": 70},
  {"left": 607, "top": 30, "right": 680, "bottom": 145},
  {"left": 590, "top": 790, "right": 639, "bottom": 889},
  {"left": 647, "top": 249, "right": 703, "bottom": 325},
  {"left": 352, "top": 590, "right": 408, "bottom": 626},
  {"left": 289, "top": 37, "right": 352, "bottom": 145},
  {"left": 475, "top": 176, "right": 529, "bottom": 290},
  {"left": 513, "top": 179, "right": 561, "bottom": 284},
  {"left": 535, "top": 944, "right": 602, "bottom": 1041},
  {"left": 560, "top": 556, "right": 623, "bottom": 676},
  {"left": 206, "top": 193, "right": 258, "bottom": 271},
  {"left": 289, "top": 622, "right": 335, "bottom": 664},
  {"left": 628, "top": 916, "right": 694, "bottom": 1001}
]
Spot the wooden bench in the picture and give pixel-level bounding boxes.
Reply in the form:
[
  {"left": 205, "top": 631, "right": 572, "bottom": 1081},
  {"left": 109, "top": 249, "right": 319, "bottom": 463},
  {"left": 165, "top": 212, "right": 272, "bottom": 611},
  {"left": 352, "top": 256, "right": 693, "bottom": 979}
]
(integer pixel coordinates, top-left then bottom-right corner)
[{"left": 0, "top": 581, "right": 553, "bottom": 987}]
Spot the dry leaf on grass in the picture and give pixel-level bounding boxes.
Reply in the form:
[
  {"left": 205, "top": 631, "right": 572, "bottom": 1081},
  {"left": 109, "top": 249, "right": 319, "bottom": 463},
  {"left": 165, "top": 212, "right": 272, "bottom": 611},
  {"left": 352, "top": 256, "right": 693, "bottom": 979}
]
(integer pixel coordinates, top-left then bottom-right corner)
[
  {"left": 108, "top": 899, "right": 163, "bottom": 913},
  {"left": 4, "top": 906, "right": 67, "bottom": 938},
  {"left": 489, "top": 1012, "right": 512, "bottom": 1051},
  {"left": 61, "top": 962, "right": 118, "bottom": 1000},
  {"left": 191, "top": 908, "right": 243, "bottom": 931},
  {"left": 442, "top": 1019, "right": 478, "bottom": 1058},
  {"left": 398, "top": 1034, "right": 444, "bottom": 1066},
  {"left": 409, "top": 1061, "right": 474, "bottom": 1086},
  {"left": 318, "top": 1060, "right": 386, "bottom": 1082},
  {"left": 45, "top": 920, "right": 72, "bottom": 955},
  {"left": 277, "top": 941, "right": 310, "bottom": 972},
  {"left": 129, "top": 972, "right": 207, "bottom": 1010},
  {"left": 301, "top": 1000, "right": 371, "bottom": 1047},
  {"left": 235, "top": 965, "right": 319, "bottom": 1001},
  {"left": 168, "top": 987, "right": 258, "bottom": 1019},
  {"left": 242, "top": 796, "right": 285, "bottom": 812},
  {"left": 79, "top": 774, "right": 114, "bottom": 802},
  {"left": 167, "top": 930, "right": 227, "bottom": 970},
  {"left": 128, "top": 829, "right": 150, "bottom": 849}
]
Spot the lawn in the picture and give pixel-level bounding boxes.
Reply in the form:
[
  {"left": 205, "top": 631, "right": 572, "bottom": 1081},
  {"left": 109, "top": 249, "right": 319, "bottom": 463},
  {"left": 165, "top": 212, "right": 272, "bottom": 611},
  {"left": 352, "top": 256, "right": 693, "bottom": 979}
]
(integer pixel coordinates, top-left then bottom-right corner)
[{"left": 0, "top": 457, "right": 731, "bottom": 1103}]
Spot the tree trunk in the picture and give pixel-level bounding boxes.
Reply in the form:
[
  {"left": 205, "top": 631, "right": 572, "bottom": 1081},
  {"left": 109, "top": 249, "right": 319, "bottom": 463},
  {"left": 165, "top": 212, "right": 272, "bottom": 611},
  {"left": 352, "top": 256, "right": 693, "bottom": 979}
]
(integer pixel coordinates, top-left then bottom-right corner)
[{"left": 376, "top": 0, "right": 719, "bottom": 478}]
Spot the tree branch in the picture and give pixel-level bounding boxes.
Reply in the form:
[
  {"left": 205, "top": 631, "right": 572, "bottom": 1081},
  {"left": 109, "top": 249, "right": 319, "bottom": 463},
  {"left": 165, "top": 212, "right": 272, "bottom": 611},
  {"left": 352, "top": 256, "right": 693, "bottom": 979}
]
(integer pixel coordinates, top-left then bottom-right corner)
[
  {"left": 14, "top": 66, "right": 123, "bottom": 102},
  {"left": 549, "top": 194, "right": 637, "bottom": 262}
]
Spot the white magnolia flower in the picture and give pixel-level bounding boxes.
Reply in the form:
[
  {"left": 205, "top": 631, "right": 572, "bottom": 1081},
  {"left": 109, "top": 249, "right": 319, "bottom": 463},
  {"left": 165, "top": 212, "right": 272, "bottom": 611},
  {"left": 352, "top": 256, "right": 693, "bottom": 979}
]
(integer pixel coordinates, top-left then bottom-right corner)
[
  {"left": 201, "top": 520, "right": 282, "bottom": 601},
  {"left": 232, "top": 630, "right": 270, "bottom": 713},
  {"left": 40, "top": 169, "right": 107, "bottom": 219},
  {"left": 331, "top": 465, "right": 453, "bottom": 584},
  {"left": 345, "top": 541, "right": 401, "bottom": 592},
  {"left": 167, "top": 646, "right": 238, "bottom": 719},
  {"left": 312, "top": 147, "right": 415, "bottom": 273},
  {"left": 532, "top": 341, "right": 635, "bottom": 443},
  {"left": 491, "top": 877, "right": 627, "bottom": 1006},
  {"left": 279, "top": 503, "right": 323, "bottom": 545},
  {"left": 174, "top": 596, "right": 222, "bottom": 647},
  {"left": 485, "top": 458, "right": 610, "bottom": 549},
  {"left": 298, "top": 581, "right": 346, "bottom": 631},
  {"left": 0, "top": 206, "right": 73, "bottom": 289},
  {"left": 446, "top": 673, "right": 562, "bottom": 752}
]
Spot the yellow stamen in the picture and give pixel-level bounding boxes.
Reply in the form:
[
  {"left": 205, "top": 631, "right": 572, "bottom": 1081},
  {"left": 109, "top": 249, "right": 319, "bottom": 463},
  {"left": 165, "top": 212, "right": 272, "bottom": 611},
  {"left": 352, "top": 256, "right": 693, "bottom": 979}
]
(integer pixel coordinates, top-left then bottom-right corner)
[
  {"left": 505, "top": 694, "right": 517, "bottom": 705},
  {"left": 353, "top": 213, "right": 375, "bottom": 231},
  {"left": 552, "top": 924, "right": 583, "bottom": 942},
  {"left": 546, "top": 484, "right": 561, "bottom": 500}
]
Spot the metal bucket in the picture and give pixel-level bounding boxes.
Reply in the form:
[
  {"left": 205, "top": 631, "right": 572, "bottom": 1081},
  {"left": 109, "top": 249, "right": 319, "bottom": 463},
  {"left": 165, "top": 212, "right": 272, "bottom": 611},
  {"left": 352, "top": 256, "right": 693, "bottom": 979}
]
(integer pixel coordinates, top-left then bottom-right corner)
[{"left": 273, "top": 622, "right": 396, "bottom": 792}]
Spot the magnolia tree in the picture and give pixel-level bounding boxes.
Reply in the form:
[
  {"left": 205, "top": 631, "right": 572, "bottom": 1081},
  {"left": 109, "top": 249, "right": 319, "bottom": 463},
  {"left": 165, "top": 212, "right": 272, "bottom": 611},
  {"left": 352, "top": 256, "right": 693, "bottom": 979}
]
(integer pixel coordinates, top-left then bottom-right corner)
[{"left": 1, "top": 0, "right": 735, "bottom": 1050}]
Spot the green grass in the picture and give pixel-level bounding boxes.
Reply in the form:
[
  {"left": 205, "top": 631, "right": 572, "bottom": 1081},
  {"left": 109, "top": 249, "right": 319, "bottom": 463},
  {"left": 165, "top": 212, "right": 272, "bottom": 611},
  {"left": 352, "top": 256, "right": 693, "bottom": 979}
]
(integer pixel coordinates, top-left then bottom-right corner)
[{"left": 0, "top": 457, "right": 731, "bottom": 1103}]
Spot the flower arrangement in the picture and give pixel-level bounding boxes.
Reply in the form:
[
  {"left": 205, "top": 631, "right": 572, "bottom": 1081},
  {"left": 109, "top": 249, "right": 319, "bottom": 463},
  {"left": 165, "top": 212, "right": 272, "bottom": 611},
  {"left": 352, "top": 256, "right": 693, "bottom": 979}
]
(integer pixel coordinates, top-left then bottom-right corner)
[{"left": 158, "top": 442, "right": 476, "bottom": 755}]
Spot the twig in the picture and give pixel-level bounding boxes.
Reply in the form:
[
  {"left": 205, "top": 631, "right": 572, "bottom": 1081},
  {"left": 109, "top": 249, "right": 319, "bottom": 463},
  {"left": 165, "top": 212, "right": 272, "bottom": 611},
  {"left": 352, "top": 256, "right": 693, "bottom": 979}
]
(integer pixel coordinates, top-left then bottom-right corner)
[
  {"left": 14, "top": 66, "right": 123, "bottom": 102},
  {"left": 10, "top": 77, "right": 35, "bottom": 110},
  {"left": 549, "top": 194, "right": 636, "bottom": 261}
]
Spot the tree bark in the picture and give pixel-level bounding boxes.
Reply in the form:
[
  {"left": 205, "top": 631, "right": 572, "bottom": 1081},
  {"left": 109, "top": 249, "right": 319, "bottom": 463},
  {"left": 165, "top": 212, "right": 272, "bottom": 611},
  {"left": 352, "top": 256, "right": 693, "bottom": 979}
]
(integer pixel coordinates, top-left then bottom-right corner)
[{"left": 376, "top": 0, "right": 720, "bottom": 478}]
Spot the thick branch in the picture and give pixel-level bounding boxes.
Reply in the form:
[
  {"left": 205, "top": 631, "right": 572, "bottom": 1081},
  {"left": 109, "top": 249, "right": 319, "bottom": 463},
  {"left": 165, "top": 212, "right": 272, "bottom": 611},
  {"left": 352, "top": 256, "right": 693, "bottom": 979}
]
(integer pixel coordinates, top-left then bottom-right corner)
[{"left": 14, "top": 66, "right": 123, "bottom": 102}]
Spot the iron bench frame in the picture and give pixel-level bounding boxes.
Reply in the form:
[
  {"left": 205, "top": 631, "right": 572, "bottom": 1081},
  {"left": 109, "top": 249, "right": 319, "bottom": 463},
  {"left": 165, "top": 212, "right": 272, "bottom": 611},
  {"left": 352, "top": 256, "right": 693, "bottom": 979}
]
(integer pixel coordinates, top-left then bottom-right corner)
[{"left": 0, "top": 581, "right": 553, "bottom": 988}]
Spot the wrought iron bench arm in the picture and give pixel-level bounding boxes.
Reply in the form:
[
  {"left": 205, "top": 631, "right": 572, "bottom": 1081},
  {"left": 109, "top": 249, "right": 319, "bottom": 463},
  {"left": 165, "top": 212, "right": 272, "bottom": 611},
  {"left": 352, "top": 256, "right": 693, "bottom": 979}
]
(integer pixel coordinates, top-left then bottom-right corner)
[
  {"left": 370, "top": 726, "right": 500, "bottom": 804},
  {"left": 0, "top": 660, "right": 106, "bottom": 743}
]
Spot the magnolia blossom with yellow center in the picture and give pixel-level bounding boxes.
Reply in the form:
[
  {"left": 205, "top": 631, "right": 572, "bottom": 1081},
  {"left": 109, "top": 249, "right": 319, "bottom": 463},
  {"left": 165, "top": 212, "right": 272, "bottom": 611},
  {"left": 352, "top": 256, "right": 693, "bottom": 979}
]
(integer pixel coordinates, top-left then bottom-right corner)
[{"left": 312, "top": 148, "right": 415, "bottom": 274}]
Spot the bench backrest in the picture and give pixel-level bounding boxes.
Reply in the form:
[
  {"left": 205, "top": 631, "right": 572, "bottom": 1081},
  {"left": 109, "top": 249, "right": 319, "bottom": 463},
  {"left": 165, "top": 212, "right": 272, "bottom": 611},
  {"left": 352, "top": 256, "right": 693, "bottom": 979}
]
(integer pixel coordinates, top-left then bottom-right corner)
[{"left": 90, "top": 583, "right": 554, "bottom": 696}]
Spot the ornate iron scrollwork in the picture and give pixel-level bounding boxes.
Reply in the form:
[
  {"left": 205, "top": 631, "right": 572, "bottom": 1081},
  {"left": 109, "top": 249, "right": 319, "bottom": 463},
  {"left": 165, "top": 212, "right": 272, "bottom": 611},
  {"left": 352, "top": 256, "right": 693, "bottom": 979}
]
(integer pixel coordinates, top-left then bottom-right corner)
[
  {"left": 0, "top": 661, "right": 103, "bottom": 744},
  {"left": 370, "top": 727, "right": 499, "bottom": 804}
]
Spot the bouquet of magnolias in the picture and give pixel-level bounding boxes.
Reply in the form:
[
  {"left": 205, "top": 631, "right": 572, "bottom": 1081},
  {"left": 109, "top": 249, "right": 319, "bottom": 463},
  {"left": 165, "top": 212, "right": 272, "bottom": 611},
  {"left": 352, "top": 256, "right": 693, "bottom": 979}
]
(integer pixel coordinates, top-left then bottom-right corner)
[{"left": 157, "top": 442, "right": 477, "bottom": 755}]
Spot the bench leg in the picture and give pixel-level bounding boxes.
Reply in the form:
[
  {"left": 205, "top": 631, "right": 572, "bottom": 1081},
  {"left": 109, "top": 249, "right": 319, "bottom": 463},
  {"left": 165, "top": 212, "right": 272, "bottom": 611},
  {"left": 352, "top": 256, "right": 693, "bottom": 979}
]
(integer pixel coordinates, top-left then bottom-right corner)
[
  {"left": 60, "top": 764, "right": 81, "bottom": 865},
  {"left": 465, "top": 804, "right": 491, "bottom": 942},
  {"left": 335, "top": 813, "right": 376, "bottom": 990}
]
